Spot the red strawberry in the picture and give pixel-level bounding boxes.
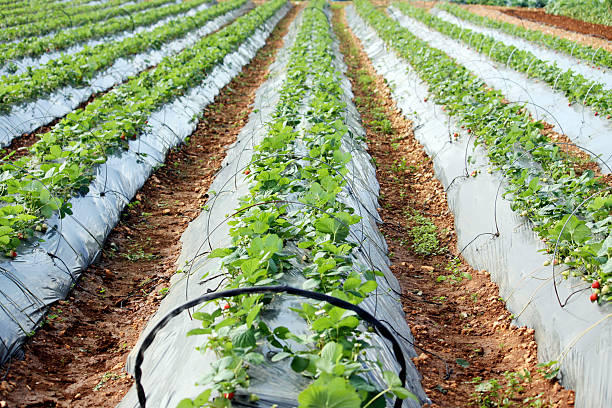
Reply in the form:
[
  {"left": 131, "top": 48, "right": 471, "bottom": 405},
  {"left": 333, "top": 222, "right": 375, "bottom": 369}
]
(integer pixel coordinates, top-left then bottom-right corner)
[
  {"left": 467, "top": 128, "right": 472, "bottom": 134},
  {"left": 607, "top": 115, "right": 611, "bottom": 119},
  {"left": 590, "top": 292, "right": 598, "bottom": 302},
  {"left": 223, "top": 303, "right": 230, "bottom": 310},
  {"left": 592, "top": 281, "right": 600, "bottom": 289},
  {"left": 423, "top": 98, "right": 428, "bottom": 102},
  {"left": 243, "top": 169, "right": 250, "bottom": 175},
  {"left": 10, "top": 251, "right": 17, "bottom": 258},
  {"left": 223, "top": 392, "right": 234, "bottom": 400},
  {"left": 453, "top": 133, "right": 458, "bottom": 138},
  {"left": 120, "top": 134, "right": 126, "bottom": 140},
  {"left": 595, "top": 112, "right": 599, "bottom": 116},
  {"left": 17, "top": 233, "right": 23, "bottom": 239}
]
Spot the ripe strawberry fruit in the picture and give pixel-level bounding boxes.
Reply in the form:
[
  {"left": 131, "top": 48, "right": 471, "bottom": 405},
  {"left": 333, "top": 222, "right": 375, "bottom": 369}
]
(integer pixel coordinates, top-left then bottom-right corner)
[
  {"left": 223, "top": 303, "right": 230, "bottom": 310},
  {"left": 244, "top": 169, "right": 250, "bottom": 175},
  {"left": 592, "top": 281, "right": 600, "bottom": 289},
  {"left": 590, "top": 292, "right": 598, "bottom": 302},
  {"left": 10, "top": 251, "right": 17, "bottom": 258},
  {"left": 223, "top": 392, "right": 234, "bottom": 400},
  {"left": 595, "top": 112, "right": 599, "bottom": 116}
]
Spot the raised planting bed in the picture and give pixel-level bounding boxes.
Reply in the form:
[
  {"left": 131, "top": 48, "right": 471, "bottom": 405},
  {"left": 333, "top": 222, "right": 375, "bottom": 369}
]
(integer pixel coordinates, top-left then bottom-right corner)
[
  {"left": 347, "top": 0, "right": 612, "bottom": 406},
  {"left": 0, "top": 0, "right": 288, "bottom": 366},
  {"left": 0, "top": 0, "right": 248, "bottom": 146},
  {"left": 119, "top": 2, "right": 428, "bottom": 406},
  {"left": 388, "top": 2, "right": 612, "bottom": 173}
]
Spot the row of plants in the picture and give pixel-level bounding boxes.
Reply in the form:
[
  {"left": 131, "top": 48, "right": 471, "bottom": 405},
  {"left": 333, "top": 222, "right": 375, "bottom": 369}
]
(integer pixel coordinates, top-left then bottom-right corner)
[
  {"left": 447, "top": 0, "right": 549, "bottom": 6},
  {"left": 437, "top": 1, "right": 612, "bottom": 70},
  {"left": 393, "top": 1, "right": 612, "bottom": 118},
  {"left": 355, "top": 0, "right": 612, "bottom": 304},
  {"left": 546, "top": 0, "right": 612, "bottom": 26},
  {"left": 180, "top": 1, "right": 415, "bottom": 406},
  {"left": 0, "top": 0, "right": 284, "bottom": 256},
  {"left": 0, "top": 0, "right": 245, "bottom": 114},
  {"left": 0, "top": 0, "right": 98, "bottom": 17},
  {"left": 0, "top": 0, "right": 211, "bottom": 67},
  {"left": 0, "top": 0, "right": 133, "bottom": 28},
  {"left": 0, "top": 0, "right": 176, "bottom": 41}
]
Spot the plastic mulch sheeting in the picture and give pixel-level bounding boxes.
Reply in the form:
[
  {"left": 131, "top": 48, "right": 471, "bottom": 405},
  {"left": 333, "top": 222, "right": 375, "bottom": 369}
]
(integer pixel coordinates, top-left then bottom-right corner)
[
  {"left": 118, "top": 6, "right": 429, "bottom": 407},
  {"left": 0, "top": 1, "right": 286, "bottom": 367},
  {"left": 0, "top": 1, "right": 248, "bottom": 148},
  {"left": 0, "top": 0, "right": 208, "bottom": 78},
  {"left": 345, "top": 5, "right": 612, "bottom": 407},
  {"left": 389, "top": 6, "right": 612, "bottom": 173}
]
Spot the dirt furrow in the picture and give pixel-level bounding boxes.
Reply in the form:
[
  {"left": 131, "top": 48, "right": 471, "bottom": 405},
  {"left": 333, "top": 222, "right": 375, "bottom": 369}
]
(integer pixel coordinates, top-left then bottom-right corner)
[
  {"left": 0, "top": 4, "right": 300, "bottom": 407},
  {"left": 332, "top": 4, "right": 574, "bottom": 407}
]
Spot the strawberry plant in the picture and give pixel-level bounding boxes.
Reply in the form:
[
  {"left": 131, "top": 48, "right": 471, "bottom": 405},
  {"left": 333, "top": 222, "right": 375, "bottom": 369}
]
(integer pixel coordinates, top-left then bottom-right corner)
[
  {"left": 0, "top": 0, "right": 176, "bottom": 41},
  {"left": 354, "top": 0, "right": 612, "bottom": 304},
  {"left": 0, "top": 0, "right": 246, "bottom": 113},
  {"left": 0, "top": 0, "right": 283, "bottom": 254},
  {"left": 393, "top": 2, "right": 612, "bottom": 118},
  {"left": 0, "top": 0, "right": 135, "bottom": 28},
  {"left": 437, "top": 2, "right": 612, "bottom": 70},
  {"left": 179, "top": 2, "right": 418, "bottom": 405},
  {"left": 0, "top": 0, "right": 212, "bottom": 66}
]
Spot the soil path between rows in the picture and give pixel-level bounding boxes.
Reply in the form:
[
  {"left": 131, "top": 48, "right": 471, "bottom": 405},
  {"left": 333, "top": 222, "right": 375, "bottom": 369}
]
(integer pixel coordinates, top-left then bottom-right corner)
[
  {"left": 410, "top": 1, "right": 612, "bottom": 54},
  {"left": 501, "top": 8, "right": 612, "bottom": 41},
  {"left": 333, "top": 5, "right": 574, "bottom": 407},
  {"left": 463, "top": 4, "right": 612, "bottom": 53},
  {"left": 0, "top": 4, "right": 300, "bottom": 407}
]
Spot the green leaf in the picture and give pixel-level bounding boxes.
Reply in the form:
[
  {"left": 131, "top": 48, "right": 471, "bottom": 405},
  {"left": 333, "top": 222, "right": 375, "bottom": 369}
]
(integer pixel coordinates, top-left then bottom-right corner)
[
  {"left": 241, "top": 258, "right": 261, "bottom": 275},
  {"left": 244, "top": 352, "right": 265, "bottom": 365},
  {"left": 297, "top": 377, "right": 361, "bottom": 408},
  {"left": 186, "top": 328, "right": 211, "bottom": 336},
  {"left": 312, "top": 317, "right": 333, "bottom": 331},
  {"left": 321, "top": 342, "right": 343, "bottom": 364},
  {"left": 360, "top": 280, "right": 377, "bottom": 294},
  {"left": 252, "top": 220, "right": 269, "bottom": 234},
  {"left": 176, "top": 398, "right": 195, "bottom": 408},
  {"left": 208, "top": 248, "right": 234, "bottom": 258},
  {"left": 314, "top": 215, "right": 349, "bottom": 242},
  {"left": 343, "top": 277, "right": 361, "bottom": 291},
  {"left": 193, "top": 389, "right": 212, "bottom": 405},
  {"left": 246, "top": 303, "right": 262, "bottom": 328},
  {"left": 391, "top": 386, "right": 417, "bottom": 401},
  {"left": 0, "top": 226, "right": 12, "bottom": 236},
  {"left": 271, "top": 351, "right": 291, "bottom": 362},
  {"left": 291, "top": 356, "right": 310, "bottom": 373},
  {"left": 231, "top": 327, "right": 256, "bottom": 348},
  {"left": 383, "top": 370, "right": 402, "bottom": 389}
]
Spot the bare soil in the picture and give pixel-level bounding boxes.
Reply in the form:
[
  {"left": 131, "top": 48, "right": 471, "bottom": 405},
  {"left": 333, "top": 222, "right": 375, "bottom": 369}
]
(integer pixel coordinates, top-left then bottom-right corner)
[
  {"left": 333, "top": 5, "right": 575, "bottom": 407},
  {"left": 501, "top": 8, "right": 612, "bottom": 40},
  {"left": 0, "top": 5, "right": 299, "bottom": 407},
  {"left": 464, "top": 4, "right": 612, "bottom": 53}
]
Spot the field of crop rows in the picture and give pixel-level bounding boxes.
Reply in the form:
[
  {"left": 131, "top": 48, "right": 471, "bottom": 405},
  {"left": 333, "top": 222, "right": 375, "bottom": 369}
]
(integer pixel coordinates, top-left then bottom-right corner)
[{"left": 0, "top": 0, "right": 610, "bottom": 407}]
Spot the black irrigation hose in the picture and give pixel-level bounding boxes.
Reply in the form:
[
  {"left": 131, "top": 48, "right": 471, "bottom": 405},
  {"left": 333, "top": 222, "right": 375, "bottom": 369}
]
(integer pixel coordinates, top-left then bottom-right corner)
[{"left": 134, "top": 285, "right": 409, "bottom": 408}]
